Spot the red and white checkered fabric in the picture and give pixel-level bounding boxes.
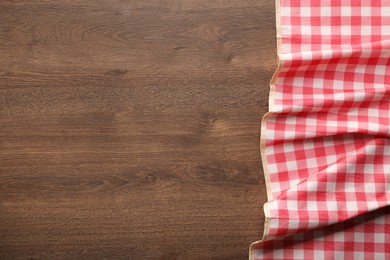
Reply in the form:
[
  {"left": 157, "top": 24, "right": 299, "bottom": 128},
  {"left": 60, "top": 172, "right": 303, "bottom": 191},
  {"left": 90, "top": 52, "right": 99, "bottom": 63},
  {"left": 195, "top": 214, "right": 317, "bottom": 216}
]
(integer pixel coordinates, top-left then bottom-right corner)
[{"left": 251, "top": 0, "right": 390, "bottom": 259}]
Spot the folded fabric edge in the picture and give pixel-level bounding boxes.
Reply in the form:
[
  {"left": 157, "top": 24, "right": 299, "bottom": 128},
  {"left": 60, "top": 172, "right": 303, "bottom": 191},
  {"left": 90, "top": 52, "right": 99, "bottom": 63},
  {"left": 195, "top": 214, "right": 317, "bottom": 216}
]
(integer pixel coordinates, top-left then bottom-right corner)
[{"left": 248, "top": 0, "right": 283, "bottom": 258}]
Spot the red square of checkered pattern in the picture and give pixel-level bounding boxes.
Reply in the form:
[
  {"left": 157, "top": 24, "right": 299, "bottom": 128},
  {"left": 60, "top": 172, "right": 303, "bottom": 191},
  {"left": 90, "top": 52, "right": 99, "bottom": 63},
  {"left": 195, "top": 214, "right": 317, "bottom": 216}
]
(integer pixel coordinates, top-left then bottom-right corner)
[{"left": 251, "top": 0, "right": 390, "bottom": 259}]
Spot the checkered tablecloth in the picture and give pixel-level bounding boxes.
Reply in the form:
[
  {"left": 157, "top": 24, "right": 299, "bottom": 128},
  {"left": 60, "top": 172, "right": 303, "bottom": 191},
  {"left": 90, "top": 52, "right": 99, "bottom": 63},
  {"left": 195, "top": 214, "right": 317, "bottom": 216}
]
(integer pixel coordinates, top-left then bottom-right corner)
[{"left": 250, "top": 0, "right": 390, "bottom": 259}]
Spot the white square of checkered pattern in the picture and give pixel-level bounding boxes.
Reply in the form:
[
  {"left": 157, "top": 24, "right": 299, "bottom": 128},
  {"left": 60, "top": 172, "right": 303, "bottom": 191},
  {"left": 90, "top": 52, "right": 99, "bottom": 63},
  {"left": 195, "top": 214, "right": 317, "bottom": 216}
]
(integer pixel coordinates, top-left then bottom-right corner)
[{"left": 252, "top": 0, "right": 390, "bottom": 259}]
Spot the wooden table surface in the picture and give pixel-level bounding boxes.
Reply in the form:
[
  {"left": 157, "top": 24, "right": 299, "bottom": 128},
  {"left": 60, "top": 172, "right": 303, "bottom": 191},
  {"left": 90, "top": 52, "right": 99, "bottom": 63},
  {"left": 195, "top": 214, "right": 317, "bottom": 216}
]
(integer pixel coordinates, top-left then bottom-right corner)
[{"left": 0, "top": 1, "right": 276, "bottom": 259}]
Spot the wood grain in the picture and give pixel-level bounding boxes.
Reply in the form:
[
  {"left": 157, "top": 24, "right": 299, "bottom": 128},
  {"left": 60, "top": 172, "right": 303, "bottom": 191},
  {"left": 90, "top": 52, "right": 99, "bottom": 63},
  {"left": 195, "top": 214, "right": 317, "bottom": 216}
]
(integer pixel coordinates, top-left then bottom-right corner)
[{"left": 0, "top": 0, "right": 276, "bottom": 259}]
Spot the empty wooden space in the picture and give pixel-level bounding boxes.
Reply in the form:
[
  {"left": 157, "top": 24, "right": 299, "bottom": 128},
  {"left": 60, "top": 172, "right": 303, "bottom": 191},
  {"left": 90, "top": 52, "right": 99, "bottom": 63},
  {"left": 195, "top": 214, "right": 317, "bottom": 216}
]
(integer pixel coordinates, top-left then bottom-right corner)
[{"left": 0, "top": 0, "right": 276, "bottom": 259}]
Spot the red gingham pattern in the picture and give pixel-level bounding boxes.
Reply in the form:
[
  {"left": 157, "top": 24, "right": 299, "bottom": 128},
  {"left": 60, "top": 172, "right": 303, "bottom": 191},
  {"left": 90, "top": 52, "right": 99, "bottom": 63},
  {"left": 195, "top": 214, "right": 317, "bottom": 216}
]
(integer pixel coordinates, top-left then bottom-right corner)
[
  {"left": 251, "top": 0, "right": 390, "bottom": 258},
  {"left": 255, "top": 206, "right": 390, "bottom": 260}
]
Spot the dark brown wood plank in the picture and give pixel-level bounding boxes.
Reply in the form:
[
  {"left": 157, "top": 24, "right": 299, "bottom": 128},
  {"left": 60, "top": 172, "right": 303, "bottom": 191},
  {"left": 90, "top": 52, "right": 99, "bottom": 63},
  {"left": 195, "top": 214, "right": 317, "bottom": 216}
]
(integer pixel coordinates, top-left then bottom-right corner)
[{"left": 0, "top": 0, "right": 276, "bottom": 259}]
